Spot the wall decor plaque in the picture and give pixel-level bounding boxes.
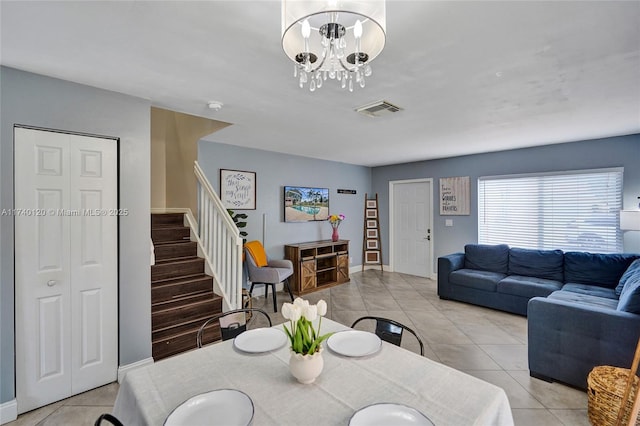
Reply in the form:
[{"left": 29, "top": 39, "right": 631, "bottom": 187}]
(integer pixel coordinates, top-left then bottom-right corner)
[{"left": 220, "top": 169, "right": 256, "bottom": 210}]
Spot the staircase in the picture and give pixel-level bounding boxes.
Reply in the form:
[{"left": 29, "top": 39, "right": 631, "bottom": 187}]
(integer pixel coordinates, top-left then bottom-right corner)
[{"left": 151, "top": 213, "right": 223, "bottom": 360}]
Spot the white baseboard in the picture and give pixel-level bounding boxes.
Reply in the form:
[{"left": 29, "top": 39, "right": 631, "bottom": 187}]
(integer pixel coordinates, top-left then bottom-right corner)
[
  {"left": 355, "top": 264, "right": 390, "bottom": 273},
  {"left": 117, "top": 357, "right": 154, "bottom": 383},
  {"left": 0, "top": 400, "right": 17, "bottom": 425}
]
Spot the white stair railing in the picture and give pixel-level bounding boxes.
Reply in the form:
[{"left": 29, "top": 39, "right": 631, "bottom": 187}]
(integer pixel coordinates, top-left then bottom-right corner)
[{"left": 193, "top": 161, "right": 243, "bottom": 310}]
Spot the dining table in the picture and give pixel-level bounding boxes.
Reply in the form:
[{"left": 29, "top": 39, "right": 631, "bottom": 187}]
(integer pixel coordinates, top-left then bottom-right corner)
[{"left": 112, "top": 318, "right": 514, "bottom": 425}]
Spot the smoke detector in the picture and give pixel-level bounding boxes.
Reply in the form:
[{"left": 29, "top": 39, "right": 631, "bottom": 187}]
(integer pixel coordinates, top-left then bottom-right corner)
[
  {"left": 207, "top": 101, "right": 223, "bottom": 111},
  {"left": 355, "top": 100, "right": 403, "bottom": 117}
]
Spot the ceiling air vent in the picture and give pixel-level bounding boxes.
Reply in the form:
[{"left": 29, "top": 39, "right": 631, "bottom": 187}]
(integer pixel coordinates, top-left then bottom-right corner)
[{"left": 355, "top": 100, "right": 403, "bottom": 117}]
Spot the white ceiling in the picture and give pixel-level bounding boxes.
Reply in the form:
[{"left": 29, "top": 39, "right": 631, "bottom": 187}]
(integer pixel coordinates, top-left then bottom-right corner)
[{"left": 1, "top": 1, "right": 639, "bottom": 167}]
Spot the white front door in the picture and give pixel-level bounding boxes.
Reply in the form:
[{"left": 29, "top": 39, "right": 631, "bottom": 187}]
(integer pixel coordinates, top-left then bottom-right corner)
[
  {"left": 15, "top": 127, "right": 118, "bottom": 413},
  {"left": 390, "top": 179, "right": 433, "bottom": 277}
]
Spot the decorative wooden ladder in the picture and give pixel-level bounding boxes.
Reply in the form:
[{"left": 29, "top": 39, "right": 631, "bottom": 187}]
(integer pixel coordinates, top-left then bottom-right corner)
[{"left": 362, "top": 193, "right": 383, "bottom": 271}]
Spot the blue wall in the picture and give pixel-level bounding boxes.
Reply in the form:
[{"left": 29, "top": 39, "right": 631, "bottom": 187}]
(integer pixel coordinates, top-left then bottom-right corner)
[
  {"left": 371, "top": 135, "right": 640, "bottom": 270},
  {"left": 0, "top": 67, "right": 152, "bottom": 405},
  {"left": 198, "top": 141, "right": 371, "bottom": 265}
]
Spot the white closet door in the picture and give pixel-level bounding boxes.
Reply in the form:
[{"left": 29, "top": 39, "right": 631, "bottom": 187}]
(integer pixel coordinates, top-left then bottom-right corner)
[{"left": 15, "top": 127, "right": 118, "bottom": 413}]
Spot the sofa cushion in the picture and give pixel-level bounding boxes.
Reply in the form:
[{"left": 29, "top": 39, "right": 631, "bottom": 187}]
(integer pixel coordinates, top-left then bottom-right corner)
[
  {"left": 548, "top": 290, "right": 619, "bottom": 310},
  {"left": 564, "top": 252, "right": 639, "bottom": 288},
  {"left": 617, "top": 269, "right": 640, "bottom": 314},
  {"left": 615, "top": 259, "right": 640, "bottom": 296},
  {"left": 449, "top": 269, "right": 505, "bottom": 292},
  {"left": 497, "top": 275, "right": 562, "bottom": 298},
  {"left": 464, "top": 244, "right": 509, "bottom": 274},
  {"left": 508, "top": 248, "right": 564, "bottom": 281},
  {"left": 562, "top": 283, "right": 619, "bottom": 300}
]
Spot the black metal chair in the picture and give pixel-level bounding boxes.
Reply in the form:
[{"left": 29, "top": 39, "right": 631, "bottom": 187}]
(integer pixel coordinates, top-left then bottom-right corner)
[
  {"left": 196, "top": 308, "right": 272, "bottom": 348},
  {"left": 351, "top": 316, "right": 425, "bottom": 356},
  {"left": 94, "top": 413, "right": 124, "bottom": 426}
]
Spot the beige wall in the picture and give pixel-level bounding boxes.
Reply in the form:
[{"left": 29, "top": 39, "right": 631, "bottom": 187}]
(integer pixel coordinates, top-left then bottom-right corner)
[{"left": 151, "top": 107, "right": 230, "bottom": 214}]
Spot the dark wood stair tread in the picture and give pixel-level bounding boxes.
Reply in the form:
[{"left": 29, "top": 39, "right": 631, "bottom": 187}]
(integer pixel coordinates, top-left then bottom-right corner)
[{"left": 152, "top": 273, "right": 212, "bottom": 287}]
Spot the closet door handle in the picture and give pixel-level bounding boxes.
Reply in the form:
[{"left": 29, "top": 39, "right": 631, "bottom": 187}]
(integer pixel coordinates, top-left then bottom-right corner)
[{"left": 47, "top": 280, "right": 57, "bottom": 287}]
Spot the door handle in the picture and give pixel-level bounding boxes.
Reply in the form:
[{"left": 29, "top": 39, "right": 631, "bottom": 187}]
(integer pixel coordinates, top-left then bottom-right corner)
[{"left": 47, "top": 280, "right": 57, "bottom": 287}]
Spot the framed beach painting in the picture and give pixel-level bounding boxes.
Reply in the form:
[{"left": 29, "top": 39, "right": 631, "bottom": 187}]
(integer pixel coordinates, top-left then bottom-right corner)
[{"left": 220, "top": 169, "right": 256, "bottom": 210}]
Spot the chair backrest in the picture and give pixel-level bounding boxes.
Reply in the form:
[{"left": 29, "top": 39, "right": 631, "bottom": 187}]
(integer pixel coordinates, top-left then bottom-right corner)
[
  {"left": 245, "top": 240, "right": 268, "bottom": 267},
  {"left": 197, "top": 308, "right": 272, "bottom": 348},
  {"left": 94, "top": 413, "right": 124, "bottom": 426},
  {"left": 351, "top": 316, "right": 425, "bottom": 356}
]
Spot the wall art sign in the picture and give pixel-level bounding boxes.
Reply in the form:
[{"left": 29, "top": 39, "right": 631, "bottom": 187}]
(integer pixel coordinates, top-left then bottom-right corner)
[
  {"left": 337, "top": 189, "right": 357, "bottom": 194},
  {"left": 220, "top": 169, "right": 256, "bottom": 210},
  {"left": 439, "top": 176, "right": 470, "bottom": 216}
]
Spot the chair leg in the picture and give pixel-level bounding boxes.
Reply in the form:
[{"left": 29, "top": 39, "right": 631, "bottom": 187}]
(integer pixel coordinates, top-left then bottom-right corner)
[
  {"left": 272, "top": 284, "right": 278, "bottom": 312},
  {"left": 264, "top": 284, "right": 268, "bottom": 300},
  {"left": 249, "top": 283, "right": 255, "bottom": 298},
  {"left": 284, "top": 278, "right": 294, "bottom": 302}
]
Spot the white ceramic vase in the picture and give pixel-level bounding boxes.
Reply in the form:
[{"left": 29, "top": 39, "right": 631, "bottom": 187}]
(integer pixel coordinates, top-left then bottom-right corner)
[{"left": 289, "top": 347, "right": 324, "bottom": 384}]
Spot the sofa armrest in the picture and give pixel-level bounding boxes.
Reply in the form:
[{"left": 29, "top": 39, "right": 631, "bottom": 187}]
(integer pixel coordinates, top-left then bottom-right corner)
[
  {"left": 437, "top": 253, "right": 465, "bottom": 299},
  {"left": 528, "top": 296, "right": 640, "bottom": 389}
]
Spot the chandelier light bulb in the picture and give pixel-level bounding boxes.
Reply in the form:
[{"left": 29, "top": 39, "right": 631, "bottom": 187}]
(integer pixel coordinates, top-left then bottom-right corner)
[
  {"left": 301, "top": 19, "right": 311, "bottom": 38},
  {"left": 354, "top": 20, "right": 362, "bottom": 39}
]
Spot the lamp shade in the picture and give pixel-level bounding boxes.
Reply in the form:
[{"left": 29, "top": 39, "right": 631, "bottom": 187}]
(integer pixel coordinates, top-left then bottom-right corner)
[
  {"left": 281, "top": 0, "right": 386, "bottom": 72},
  {"left": 620, "top": 210, "right": 640, "bottom": 231}
]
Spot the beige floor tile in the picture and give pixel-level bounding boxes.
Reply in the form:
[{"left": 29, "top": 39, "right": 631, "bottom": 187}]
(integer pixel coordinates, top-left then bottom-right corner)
[
  {"left": 508, "top": 370, "right": 588, "bottom": 409},
  {"left": 465, "top": 370, "right": 545, "bottom": 409},
  {"left": 479, "top": 344, "right": 529, "bottom": 370},
  {"left": 61, "top": 382, "right": 119, "bottom": 406},
  {"left": 5, "top": 401, "right": 65, "bottom": 426},
  {"left": 548, "top": 409, "right": 590, "bottom": 426},
  {"left": 420, "top": 325, "right": 475, "bottom": 345},
  {"left": 39, "top": 405, "right": 109, "bottom": 426},
  {"left": 362, "top": 295, "right": 403, "bottom": 311},
  {"left": 512, "top": 408, "right": 565, "bottom": 426},
  {"left": 458, "top": 325, "right": 522, "bottom": 345},
  {"left": 431, "top": 343, "right": 502, "bottom": 370}
]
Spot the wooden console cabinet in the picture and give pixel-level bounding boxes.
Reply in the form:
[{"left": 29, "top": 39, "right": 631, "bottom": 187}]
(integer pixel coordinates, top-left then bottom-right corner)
[{"left": 284, "top": 240, "right": 350, "bottom": 295}]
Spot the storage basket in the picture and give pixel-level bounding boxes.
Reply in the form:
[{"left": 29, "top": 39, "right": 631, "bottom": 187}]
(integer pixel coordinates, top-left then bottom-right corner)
[{"left": 587, "top": 365, "right": 640, "bottom": 426}]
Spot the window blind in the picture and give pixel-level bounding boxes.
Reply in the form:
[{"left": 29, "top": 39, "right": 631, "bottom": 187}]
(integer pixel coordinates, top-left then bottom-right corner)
[{"left": 478, "top": 168, "right": 623, "bottom": 253}]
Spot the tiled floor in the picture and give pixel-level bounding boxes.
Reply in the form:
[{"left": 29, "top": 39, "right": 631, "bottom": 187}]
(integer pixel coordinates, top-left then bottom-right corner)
[{"left": 10, "top": 270, "right": 589, "bottom": 425}]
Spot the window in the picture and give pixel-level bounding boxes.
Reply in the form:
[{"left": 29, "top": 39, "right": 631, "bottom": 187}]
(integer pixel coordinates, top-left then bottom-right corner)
[{"left": 478, "top": 168, "right": 623, "bottom": 253}]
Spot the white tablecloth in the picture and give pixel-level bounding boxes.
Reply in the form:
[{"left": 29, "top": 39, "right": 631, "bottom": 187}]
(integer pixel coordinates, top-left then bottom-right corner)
[{"left": 113, "top": 319, "right": 513, "bottom": 425}]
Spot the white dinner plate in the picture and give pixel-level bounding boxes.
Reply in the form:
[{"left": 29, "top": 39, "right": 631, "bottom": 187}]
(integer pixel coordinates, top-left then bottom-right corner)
[
  {"left": 233, "top": 327, "right": 287, "bottom": 353},
  {"left": 164, "top": 389, "right": 254, "bottom": 426},
  {"left": 349, "top": 403, "right": 434, "bottom": 426},
  {"left": 327, "top": 330, "right": 382, "bottom": 357}
]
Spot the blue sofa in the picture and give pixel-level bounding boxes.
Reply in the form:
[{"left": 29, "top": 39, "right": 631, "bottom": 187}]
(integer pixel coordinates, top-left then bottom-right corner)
[
  {"left": 438, "top": 244, "right": 568, "bottom": 316},
  {"left": 438, "top": 244, "right": 640, "bottom": 389}
]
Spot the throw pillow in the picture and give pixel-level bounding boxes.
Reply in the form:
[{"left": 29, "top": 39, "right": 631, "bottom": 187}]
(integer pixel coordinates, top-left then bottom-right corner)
[
  {"left": 617, "top": 269, "right": 640, "bottom": 314},
  {"left": 508, "top": 248, "right": 564, "bottom": 281},
  {"left": 616, "top": 259, "right": 640, "bottom": 296},
  {"left": 464, "top": 244, "right": 509, "bottom": 274}
]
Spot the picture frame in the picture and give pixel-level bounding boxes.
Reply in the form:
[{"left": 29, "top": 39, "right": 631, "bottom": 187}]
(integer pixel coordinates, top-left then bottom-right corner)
[
  {"left": 283, "top": 186, "right": 329, "bottom": 222},
  {"left": 366, "top": 240, "right": 379, "bottom": 250},
  {"left": 366, "top": 219, "right": 377, "bottom": 228},
  {"left": 365, "top": 251, "right": 380, "bottom": 263},
  {"left": 220, "top": 169, "right": 256, "bottom": 210},
  {"left": 366, "top": 199, "right": 377, "bottom": 209},
  {"left": 366, "top": 229, "right": 378, "bottom": 239},
  {"left": 366, "top": 209, "right": 377, "bottom": 218},
  {"left": 439, "top": 176, "right": 470, "bottom": 216}
]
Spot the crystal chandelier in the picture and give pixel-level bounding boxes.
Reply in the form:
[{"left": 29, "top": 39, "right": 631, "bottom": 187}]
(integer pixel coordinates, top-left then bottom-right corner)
[{"left": 281, "top": 0, "right": 386, "bottom": 92}]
